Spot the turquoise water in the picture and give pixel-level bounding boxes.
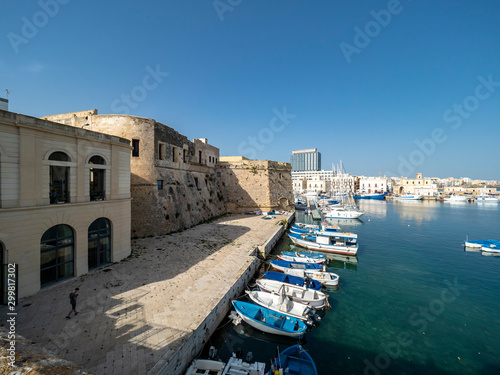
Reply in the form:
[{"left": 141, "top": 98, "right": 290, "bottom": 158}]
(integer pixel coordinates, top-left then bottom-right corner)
[{"left": 209, "top": 200, "right": 500, "bottom": 375}]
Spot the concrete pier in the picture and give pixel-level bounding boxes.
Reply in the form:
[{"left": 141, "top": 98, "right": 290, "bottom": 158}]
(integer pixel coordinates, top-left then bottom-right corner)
[{"left": 0, "top": 213, "right": 293, "bottom": 375}]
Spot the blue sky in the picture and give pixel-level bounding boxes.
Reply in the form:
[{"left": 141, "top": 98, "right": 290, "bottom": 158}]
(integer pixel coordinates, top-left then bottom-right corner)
[{"left": 1, "top": 0, "right": 500, "bottom": 179}]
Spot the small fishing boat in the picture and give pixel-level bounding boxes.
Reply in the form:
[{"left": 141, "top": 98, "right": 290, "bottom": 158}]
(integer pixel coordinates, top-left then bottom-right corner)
[
  {"left": 184, "top": 359, "right": 225, "bottom": 375},
  {"left": 245, "top": 289, "right": 314, "bottom": 324},
  {"left": 262, "top": 272, "right": 322, "bottom": 291},
  {"left": 283, "top": 268, "right": 340, "bottom": 287},
  {"left": 443, "top": 194, "right": 470, "bottom": 202},
  {"left": 269, "top": 345, "right": 318, "bottom": 375},
  {"left": 256, "top": 279, "right": 328, "bottom": 309},
  {"left": 481, "top": 241, "right": 500, "bottom": 253},
  {"left": 323, "top": 205, "right": 364, "bottom": 219},
  {"left": 288, "top": 231, "right": 358, "bottom": 256},
  {"left": 277, "top": 252, "right": 325, "bottom": 264},
  {"left": 474, "top": 195, "right": 500, "bottom": 203},
  {"left": 222, "top": 353, "right": 266, "bottom": 375},
  {"left": 269, "top": 260, "right": 324, "bottom": 273},
  {"left": 395, "top": 193, "right": 423, "bottom": 200},
  {"left": 231, "top": 301, "right": 308, "bottom": 338}
]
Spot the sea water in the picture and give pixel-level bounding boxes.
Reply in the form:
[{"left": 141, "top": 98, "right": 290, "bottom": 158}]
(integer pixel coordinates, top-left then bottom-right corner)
[{"left": 208, "top": 200, "right": 500, "bottom": 375}]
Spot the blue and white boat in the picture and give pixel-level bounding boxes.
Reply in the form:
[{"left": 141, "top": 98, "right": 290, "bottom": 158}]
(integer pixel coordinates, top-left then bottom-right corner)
[
  {"left": 231, "top": 301, "right": 308, "bottom": 338},
  {"left": 354, "top": 192, "right": 387, "bottom": 200},
  {"left": 263, "top": 272, "right": 322, "bottom": 291},
  {"left": 269, "top": 345, "right": 318, "bottom": 375},
  {"left": 474, "top": 195, "right": 500, "bottom": 203},
  {"left": 480, "top": 240, "right": 500, "bottom": 253},
  {"left": 256, "top": 279, "right": 328, "bottom": 309},
  {"left": 269, "top": 260, "right": 324, "bottom": 273},
  {"left": 288, "top": 231, "right": 358, "bottom": 256},
  {"left": 395, "top": 193, "right": 423, "bottom": 201},
  {"left": 278, "top": 251, "right": 326, "bottom": 264}
]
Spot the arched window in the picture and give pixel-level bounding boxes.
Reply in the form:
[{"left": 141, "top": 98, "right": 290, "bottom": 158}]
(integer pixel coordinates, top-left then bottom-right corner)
[
  {"left": 88, "top": 218, "right": 111, "bottom": 270},
  {"left": 40, "top": 225, "right": 74, "bottom": 286},
  {"left": 49, "top": 151, "right": 70, "bottom": 204},
  {"left": 89, "top": 155, "right": 106, "bottom": 201}
]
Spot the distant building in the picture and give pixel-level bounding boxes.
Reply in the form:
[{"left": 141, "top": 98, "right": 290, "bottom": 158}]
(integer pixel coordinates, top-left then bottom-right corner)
[
  {"left": 0, "top": 97, "right": 8, "bottom": 111},
  {"left": 358, "top": 176, "right": 389, "bottom": 194},
  {"left": 395, "top": 173, "right": 438, "bottom": 196},
  {"left": 291, "top": 170, "right": 335, "bottom": 193},
  {"left": 290, "top": 148, "right": 321, "bottom": 171},
  {"left": 0, "top": 110, "right": 131, "bottom": 299}
]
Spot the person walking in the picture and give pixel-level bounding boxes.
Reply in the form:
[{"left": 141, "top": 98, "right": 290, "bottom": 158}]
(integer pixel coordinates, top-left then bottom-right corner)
[{"left": 66, "top": 288, "right": 79, "bottom": 319}]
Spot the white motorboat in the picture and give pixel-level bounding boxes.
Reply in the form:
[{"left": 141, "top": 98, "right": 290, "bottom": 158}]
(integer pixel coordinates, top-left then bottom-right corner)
[
  {"left": 245, "top": 289, "right": 314, "bottom": 324},
  {"left": 256, "top": 279, "right": 328, "bottom": 309},
  {"left": 283, "top": 268, "right": 340, "bottom": 287},
  {"left": 323, "top": 205, "right": 364, "bottom": 219},
  {"left": 443, "top": 194, "right": 470, "bottom": 202},
  {"left": 474, "top": 195, "right": 500, "bottom": 203},
  {"left": 288, "top": 230, "right": 358, "bottom": 256}
]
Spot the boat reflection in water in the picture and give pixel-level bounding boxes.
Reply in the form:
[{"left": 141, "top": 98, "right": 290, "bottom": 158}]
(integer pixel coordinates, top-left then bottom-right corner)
[
  {"left": 324, "top": 217, "right": 363, "bottom": 226},
  {"left": 326, "top": 253, "right": 358, "bottom": 272}
]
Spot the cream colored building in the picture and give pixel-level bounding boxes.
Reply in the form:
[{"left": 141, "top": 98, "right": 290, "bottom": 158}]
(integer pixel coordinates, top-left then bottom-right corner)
[
  {"left": 395, "top": 173, "right": 438, "bottom": 196},
  {"left": 0, "top": 110, "right": 131, "bottom": 299}
]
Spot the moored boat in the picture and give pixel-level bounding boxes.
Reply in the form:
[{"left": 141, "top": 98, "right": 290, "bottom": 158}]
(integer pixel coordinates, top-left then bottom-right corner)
[
  {"left": 269, "top": 260, "right": 324, "bottom": 273},
  {"left": 223, "top": 354, "right": 266, "bottom": 375},
  {"left": 354, "top": 192, "right": 387, "bottom": 200},
  {"left": 245, "top": 289, "right": 314, "bottom": 324},
  {"left": 269, "top": 344, "right": 318, "bottom": 375},
  {"left": 185, "top": 359, "right": 225, "bottom": 375},
  {"left": 262, "top": 271, "right": 322, "bottom": 291},
  {"left": 256, "top": 279, "right": 328, "bottom": 309},
  {"left": 474, "top": 194, "right": 500, "bottom": 203},
  {"left": 323, "top": 205, "right": 364, "bottom": 219},
  {"left": 280, "top": 250, "right": 326, "bottom": 261},
  {"left": 288, "top": 231, "right": 358, "bottom": 256},
  {"left": 283, "top": 268, "right": 340, "bottom": 287},
  {"left": 443, "top": 194, "right": 470, "bottom": 202},
  {"left": 231, "top": 301, "right": 308, "bottom": 338},
  {"left": 395, "top": 193, "right": 423, "bottom": 200}
]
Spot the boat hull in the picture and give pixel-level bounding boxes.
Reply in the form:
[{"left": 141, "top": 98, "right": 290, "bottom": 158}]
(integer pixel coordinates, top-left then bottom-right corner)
[
  {"left": 256, "top": 280, "right": 327, "bottom": 309},
  {"left": 232, "top": 301, "right": 307, "bottom": 338},
  {"left": 289, "top": 235, "right": 358, "bottom": 256},
  {"left": 269, "top": 345, "right": 318, "bottom": 375}
]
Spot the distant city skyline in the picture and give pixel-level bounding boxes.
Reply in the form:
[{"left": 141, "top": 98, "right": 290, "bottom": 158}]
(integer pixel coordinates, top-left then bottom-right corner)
[{"left": 1, "top": 1, "right": 499, "bottom": 179}]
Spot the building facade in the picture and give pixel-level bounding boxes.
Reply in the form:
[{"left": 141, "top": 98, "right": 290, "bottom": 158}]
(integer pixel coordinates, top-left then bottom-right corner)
[
  {"left": 358, "top": 176, "right": 389, "bottom": 194},
  {"left": 42, "top": 110, "right": 225, "bottom": 238},
  {"left": 394, "top": 173, "right": 438, "bottom": 196},
  {"left": 0, "top": 110, "right": 131, "bottom": 299},
  {"left": 290, "top": 148, "right": 321, "bottom": 171}
]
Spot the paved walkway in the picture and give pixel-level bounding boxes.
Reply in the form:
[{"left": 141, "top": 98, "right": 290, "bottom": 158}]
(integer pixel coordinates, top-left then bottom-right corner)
[{"left": 0, "top": 214, "right": 289, "bottom": 375}]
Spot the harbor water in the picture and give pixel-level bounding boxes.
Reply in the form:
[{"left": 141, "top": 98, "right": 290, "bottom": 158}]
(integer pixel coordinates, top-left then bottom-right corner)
[{"left": 207, "top": 200, "right": 500, "bottom": 375}]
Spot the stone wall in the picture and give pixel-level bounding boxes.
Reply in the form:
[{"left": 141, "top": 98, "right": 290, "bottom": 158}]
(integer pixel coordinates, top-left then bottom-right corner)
[
  {"left": 43, "top": 111, "right": 226, "bottom": 237},
  {"left": 217, "top": 158, "right": 294, "bottom": 213}
]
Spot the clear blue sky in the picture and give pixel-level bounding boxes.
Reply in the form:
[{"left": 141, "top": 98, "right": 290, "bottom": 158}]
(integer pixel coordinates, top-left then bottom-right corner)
[{"left": 1, "top": 0, "right": 500, "bottom": 179}]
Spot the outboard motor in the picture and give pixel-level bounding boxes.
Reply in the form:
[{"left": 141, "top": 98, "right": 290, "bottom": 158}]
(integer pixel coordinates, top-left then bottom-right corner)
[
  {"left": 208, "top": 346, "right": 217, "bottom": 360},
  {"left": 235, "top": 348, "right": 243, "bottom": 359},
  {"left": 246, "top": 351, "right": 254, "bottom": 363}
]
